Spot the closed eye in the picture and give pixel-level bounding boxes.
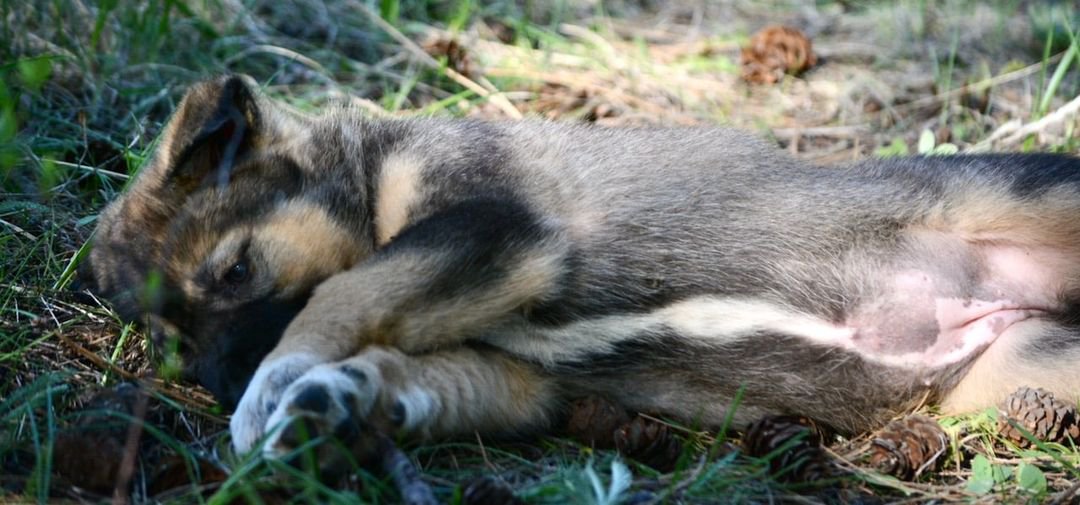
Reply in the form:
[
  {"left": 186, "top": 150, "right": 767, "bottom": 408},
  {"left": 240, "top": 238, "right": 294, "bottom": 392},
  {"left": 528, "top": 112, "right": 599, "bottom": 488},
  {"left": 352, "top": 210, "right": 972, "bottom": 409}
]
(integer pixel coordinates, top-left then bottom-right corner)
[
  {"left": 214, "top": 237, "right": 252, "bottom": 291},
  {"left": 223, "top": 260, "right": 250, "bottom": 285}
]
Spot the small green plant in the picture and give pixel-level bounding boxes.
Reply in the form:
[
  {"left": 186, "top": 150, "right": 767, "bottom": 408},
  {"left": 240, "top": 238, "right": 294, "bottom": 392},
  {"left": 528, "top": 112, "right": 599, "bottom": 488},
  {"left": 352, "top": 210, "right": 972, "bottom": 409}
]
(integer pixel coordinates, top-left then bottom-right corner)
[
  {"left": 874, "top": 137, "right": 910, "bottom": 158},
  {"left": 1035, "top": 26, "right": 1077, "bottom": 118},
  {"left": 916, "top": 129, "right": 959, "bottom": 155},
  {"left": 966, "top": 453, "right": 1048, "bottom": 498},
  {"left": 0, "top": 56, "right": 55, "bottom": 190},
  {"left": 0, "top": 76, "right": 17, "bottom": 178}
]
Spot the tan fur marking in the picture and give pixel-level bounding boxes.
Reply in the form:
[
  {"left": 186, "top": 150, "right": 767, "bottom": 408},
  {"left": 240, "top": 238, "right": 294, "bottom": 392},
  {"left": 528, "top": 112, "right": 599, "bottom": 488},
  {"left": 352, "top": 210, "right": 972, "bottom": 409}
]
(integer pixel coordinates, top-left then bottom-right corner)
[
  {"left": 942, "top": 319, "right": 1080, "bottom": 412},
  {"left": 924, "top": 184, "right": 1080, "bottom": 249},
  {"left": 373, "top": 153, "right": 425, "bottom": 247},
  {"left": 170, "top": 200, "right": 359, "bottom": 304},
  {"left": 255, "top": 201, "right": 365, "bottom": 297},
  {"left": 161, "top": 221, "right": 241, "bottom": 301},
  {"left": 357, "top": 346, "right": 555, "bottom": 438},
  {"left": 395, "top": 250, "right": 564, "bottom": 350},
  {"left": 270, "top": 247, "right": 565, "bottom": 361}
]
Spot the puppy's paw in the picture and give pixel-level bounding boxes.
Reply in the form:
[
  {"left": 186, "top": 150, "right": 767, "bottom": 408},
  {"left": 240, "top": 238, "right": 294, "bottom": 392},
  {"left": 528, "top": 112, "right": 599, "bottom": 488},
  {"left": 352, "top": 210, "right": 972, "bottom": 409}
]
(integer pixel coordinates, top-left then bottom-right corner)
[
  {"left": 230, "top": 353, "right": 322, "bottom": 454},
  {"left": 262, "top": 362, "right": 382, "bottom": 460},
  {"left": 261, "top": 349, "right": 441, "bottom": 467}
]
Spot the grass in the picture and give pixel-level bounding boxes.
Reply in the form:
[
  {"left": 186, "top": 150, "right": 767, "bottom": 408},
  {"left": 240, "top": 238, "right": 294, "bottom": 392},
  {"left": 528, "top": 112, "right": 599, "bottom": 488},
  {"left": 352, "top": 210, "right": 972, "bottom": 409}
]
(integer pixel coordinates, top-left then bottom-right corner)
[{"left": 1, "top": 0, "right": 1079, "bottom": 502}]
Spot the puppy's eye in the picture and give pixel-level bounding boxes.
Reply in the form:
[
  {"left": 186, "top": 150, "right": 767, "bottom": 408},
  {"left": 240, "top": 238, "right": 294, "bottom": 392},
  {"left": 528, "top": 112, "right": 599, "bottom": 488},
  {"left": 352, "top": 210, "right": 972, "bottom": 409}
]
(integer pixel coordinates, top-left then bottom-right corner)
[{"left": 223, "top": 261, "right": 250, "bottom": 285}]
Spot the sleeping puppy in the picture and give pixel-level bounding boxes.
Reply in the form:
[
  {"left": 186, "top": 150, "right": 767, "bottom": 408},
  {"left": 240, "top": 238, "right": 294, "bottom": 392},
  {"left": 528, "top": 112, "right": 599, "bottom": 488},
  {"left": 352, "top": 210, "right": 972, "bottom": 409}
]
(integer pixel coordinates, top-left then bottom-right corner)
[{"left": 82, "top": 75, "right": 1080, "bottom": 467}]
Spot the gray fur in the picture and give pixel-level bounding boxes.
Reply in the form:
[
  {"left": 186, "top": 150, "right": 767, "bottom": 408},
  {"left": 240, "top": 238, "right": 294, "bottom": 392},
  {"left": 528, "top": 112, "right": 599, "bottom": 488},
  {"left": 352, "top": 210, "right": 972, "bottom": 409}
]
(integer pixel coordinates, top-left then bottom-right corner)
[{"left": 84, "top": 77, "right": 1080, "bottom": 451}]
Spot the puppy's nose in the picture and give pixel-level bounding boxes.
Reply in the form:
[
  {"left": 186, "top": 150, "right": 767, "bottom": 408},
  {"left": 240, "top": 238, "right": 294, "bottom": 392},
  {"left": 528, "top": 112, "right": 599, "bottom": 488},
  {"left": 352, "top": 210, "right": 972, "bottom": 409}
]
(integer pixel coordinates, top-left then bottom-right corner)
[{"left": 147, "top": 315, "right": 184, "bottom": 352}]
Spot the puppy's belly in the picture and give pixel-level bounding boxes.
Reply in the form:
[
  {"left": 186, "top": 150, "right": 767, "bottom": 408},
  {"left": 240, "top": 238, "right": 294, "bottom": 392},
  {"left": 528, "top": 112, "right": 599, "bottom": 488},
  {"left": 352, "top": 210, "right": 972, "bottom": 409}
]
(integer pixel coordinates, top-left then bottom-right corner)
[
  {"left": 495, "top": 242, "right": 1066, "bottom": 379},
  {"left": 845, "top": 288, "right": 1044, "bottom": 370},
  {"left": 498, "top": 295, "right": 1032, "bottom": 373},
  {"left": 844, "top": 240, "right": 1066, "bottom": 369}
]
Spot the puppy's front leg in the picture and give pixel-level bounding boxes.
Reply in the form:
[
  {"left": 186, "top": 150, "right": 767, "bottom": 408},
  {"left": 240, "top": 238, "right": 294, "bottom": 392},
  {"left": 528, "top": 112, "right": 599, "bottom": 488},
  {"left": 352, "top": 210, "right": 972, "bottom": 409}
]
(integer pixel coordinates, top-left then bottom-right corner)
[
  {"left": 231, "top": 199, "right": 567, "bottom": 452},
  {"left": 260, "top": 345, "right": 557, "bottom": 466}
]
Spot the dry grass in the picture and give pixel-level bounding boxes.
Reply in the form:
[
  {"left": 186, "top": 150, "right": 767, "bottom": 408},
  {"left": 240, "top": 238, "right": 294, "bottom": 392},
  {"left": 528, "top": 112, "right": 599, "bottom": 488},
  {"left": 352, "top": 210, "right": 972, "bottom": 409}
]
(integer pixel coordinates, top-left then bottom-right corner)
[{"left": 2, "top": 0, "right": 1079, "bottom": 503}]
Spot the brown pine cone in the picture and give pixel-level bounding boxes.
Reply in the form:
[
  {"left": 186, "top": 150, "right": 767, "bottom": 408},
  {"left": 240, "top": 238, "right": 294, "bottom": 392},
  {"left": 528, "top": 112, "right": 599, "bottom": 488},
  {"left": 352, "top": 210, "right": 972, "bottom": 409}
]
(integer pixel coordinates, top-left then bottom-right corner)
[
  {"left": 740, "top": 26, "right": 817, "bottom": 84},
  {"left": 462, "top": 476, "right": 524, "bottom": 505},
  {"left": 742, "top": 415, "right": 832, "bottom": 483},
  {"left": 867, "top": 415, "right": 947, "bottom": 480},
  {"left": 421, "top": 36, "right": 474, "bottom": 77},
  {"left": 614, "top": 416, "right": 684, "bottom": 473},
  {"left": 52, "top": 383, "right": 149, "bottom": 494},
  {"left": 564, "top": 395, "right": 632, "bottom": 449},
  {"left": 998, "top": 387, "right": 1080, "bottom": 447},
  {"left": 148, "top": 455, "right": 228, "bottom": 496}
]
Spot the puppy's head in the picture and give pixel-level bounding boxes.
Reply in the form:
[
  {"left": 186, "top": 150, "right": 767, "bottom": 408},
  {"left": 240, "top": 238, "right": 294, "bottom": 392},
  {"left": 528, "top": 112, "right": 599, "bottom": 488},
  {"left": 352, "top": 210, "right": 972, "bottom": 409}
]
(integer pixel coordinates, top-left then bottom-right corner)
[{"left": 81, "top": 76, "right": 368, "bottom": 407}]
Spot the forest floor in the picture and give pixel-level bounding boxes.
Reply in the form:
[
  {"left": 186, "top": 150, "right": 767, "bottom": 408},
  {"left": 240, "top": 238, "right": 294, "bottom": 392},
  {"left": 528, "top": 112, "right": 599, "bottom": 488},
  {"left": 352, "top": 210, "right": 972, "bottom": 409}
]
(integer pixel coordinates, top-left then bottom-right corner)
[{"left": 2, "top": 0, "right": 1079, "bottom": 503}]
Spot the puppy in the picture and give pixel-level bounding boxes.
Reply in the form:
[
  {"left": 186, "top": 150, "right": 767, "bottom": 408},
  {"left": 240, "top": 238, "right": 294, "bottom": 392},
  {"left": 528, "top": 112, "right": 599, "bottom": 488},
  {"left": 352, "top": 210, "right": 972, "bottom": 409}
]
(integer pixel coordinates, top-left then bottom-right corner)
[{"left": 82, "top": 75, "right": 1080, "bottom": 465}]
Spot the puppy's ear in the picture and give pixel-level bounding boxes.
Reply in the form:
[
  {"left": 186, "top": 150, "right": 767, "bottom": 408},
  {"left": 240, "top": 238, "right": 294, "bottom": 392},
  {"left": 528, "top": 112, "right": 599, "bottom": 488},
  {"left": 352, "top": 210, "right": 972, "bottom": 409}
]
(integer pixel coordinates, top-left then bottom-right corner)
[
  {"left": 81, "top": 75, "right": 271, "bottom": 310},
  {"left": 159, "top": 74, "right": 262, "bottom": 192}
]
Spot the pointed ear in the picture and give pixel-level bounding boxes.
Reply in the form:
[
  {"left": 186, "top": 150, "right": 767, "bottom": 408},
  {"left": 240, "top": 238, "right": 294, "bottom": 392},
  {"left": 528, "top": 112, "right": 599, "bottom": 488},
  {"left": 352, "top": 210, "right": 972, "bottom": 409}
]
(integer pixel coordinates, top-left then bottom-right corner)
[
  {"left": 159, "top": 74, "right": 263, "bottom": 192},
  {"left": 82, "top": 76, "right": 275, "bottom": 310}
]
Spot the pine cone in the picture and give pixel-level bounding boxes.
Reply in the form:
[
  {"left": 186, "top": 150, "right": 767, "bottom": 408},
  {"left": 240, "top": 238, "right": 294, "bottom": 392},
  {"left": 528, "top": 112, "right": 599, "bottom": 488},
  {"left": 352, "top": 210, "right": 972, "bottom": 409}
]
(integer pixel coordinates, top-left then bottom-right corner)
[
  {"left": 998, "top": 387, "right": 1080, "bottom": 447},
  {"left": 52, "top": 383, "right": 149, "bottom": 494},
  {"left": 148, "top": 455, "right": 228, "bottom": 496},
  {"left": 421, "top": 36, "right": 474, "bottom": 77},
  {"left": 462, "top": 476, "right": 524, "bottom": 505},
  {"left": 742, "top": 415, "right": 832, "bottom": 483},
  {"left": 740, "top": 26, "right": 817, "bottom": 84},
  {"left": 564, "top": 395, "right": 632, "bottom": 449},
  {"left": 614, "top": 416, "right": 683, "bottom": 472},
  {"left": 867, "top": 415, "right": 947, "bottom": 480}
]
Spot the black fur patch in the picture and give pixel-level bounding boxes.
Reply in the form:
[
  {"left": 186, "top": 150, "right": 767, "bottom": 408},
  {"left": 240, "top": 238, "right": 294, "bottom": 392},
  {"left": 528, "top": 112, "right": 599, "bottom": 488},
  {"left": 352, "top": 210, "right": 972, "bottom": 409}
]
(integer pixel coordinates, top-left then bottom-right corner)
[
  {"left": 181, "top": 295, "right": 310, "bottom": 408},
  {"left": 378, "top": 197, "right": 551, "bottom": 302}
]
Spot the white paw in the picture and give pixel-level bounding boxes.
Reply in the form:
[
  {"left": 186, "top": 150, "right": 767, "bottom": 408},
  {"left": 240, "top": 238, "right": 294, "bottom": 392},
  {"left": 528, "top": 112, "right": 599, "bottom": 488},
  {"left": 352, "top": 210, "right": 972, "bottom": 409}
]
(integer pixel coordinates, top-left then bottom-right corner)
[
  {"left": 262, "top": 361, "right": 382, "bottom": 458},
  {"left": 393, "top": 384, "right": 439, "bottom": 432},
  {"left": 230, "top": 353, "right": 322, "bottom": 454}
]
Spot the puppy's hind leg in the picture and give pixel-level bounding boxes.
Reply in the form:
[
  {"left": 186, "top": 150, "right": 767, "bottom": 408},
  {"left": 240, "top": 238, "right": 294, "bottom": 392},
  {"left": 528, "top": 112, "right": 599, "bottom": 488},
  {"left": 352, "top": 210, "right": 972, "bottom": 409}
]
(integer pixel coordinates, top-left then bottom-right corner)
[
  {"left": 260, "top": 345, "right": 559, "bottom": 468},
  {"left": 930, "top": 158, "right": 1080, "bottom": 413},
  {"left": 942, "top": 319, "right": 1080, "bottom": 413}
]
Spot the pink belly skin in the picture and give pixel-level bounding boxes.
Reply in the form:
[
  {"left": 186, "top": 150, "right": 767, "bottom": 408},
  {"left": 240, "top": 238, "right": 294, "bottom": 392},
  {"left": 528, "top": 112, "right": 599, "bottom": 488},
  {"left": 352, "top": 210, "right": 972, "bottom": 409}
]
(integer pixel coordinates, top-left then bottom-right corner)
[
  {"left": 844, "top": 266, "right": 1050, "bottom": 370},
  {"left": 892, "top": 301, "right": 1039, "bottom": 368}
]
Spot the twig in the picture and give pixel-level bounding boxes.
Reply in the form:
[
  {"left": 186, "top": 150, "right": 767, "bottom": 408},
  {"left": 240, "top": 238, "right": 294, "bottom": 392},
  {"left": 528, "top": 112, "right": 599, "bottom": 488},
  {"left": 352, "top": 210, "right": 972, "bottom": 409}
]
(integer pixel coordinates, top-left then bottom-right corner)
[
  {"left": 58, "top": 333, "right": 140, "bottom": 381},
  {"left": 468, "top": 37, "right": 591, "bottom": 68},
  {"left": 0, "top": 218, "right": 38, "bottom": 241},
  {"left": 40, "top": 295, "right": 62, "bottom": 329},
  {"left": 112, "top": 385, "right": 151, "bottom": 505},
  {"left": 377, "top": 434, "right": 438, "bottom": 505},
  {"left": 224, "top": 45, "right": 331, "bottom": 79},
  {"left": 813, "top": 42, "right": 885, "bottom": 61},
  {"left": 998, "top": 93, "right": 1080, "bottom": 146},
  {"left": 347, "top": 0, "right": 522, "bottom": 119},
  {"left": 559, "top": 24, "right": 619, "bottom": 63},
  {"left": 894, "top": 51, "right": 1067, "bottom": 113},
  {"left": 474, "top": 431, "right": 495, "bottom": 472},
  {"left": 48, "top": 159, "right": 130, "bottom": 180},
  {"left": 346, "top": 96, "right": 394, "bottom": 117},
  {"left": 970, "top": 91, "right": 1080, "bottom": 151},
  {"left": 771, "top": 125, "right": 871, "bottom": 139},
  {"left": 56, "top": 333, "right": 223, "bottom": 415},
  {"left": 1049, "top": 478, "right": 1080, "bottom": 505},
  {"left": 41, "top": 297, "right": 104, "bottom": 324},
  {"left": 483, "top": 67, "right": 676, "bottom": 118},
  {"left": 971, "top": 118, "right": 1023, "bottom": 151}
]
